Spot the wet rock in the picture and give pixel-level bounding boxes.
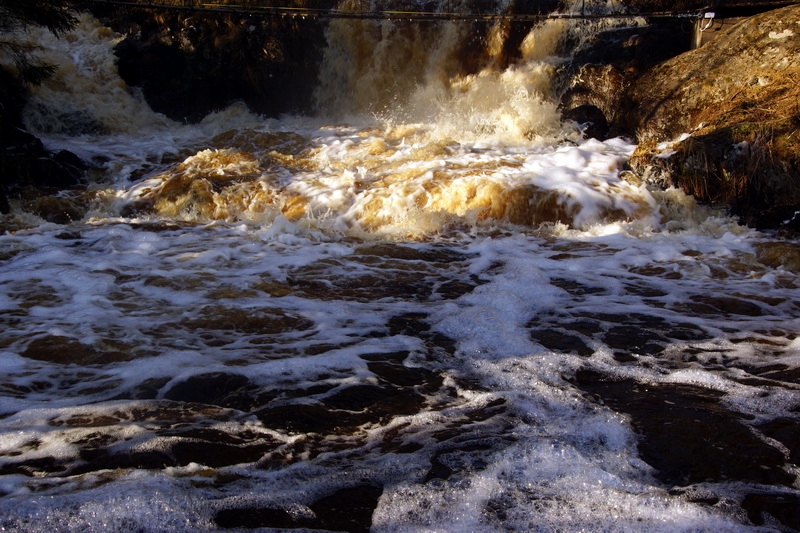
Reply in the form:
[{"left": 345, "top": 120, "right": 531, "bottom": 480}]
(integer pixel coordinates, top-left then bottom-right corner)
[
  {"left": 256, "top": 403, "right": 350, "bottom": 434},
  {"left": 530, "top": 327, "right": 594, "bottom": 356},
  {"left": 287, "top": 268, "right": 435, "bottom": 301},
  {"left": 72, "top": 428, "right": 278, "bottom": 474},
  {"left": 603, "top": 325, "right": 666, "bottom": 355},
  {"left": 741, "top": 492, "right": 800, "bottom": 530},
  {"left": 214, "top": 484, "right": 382, "bottom": 532},
  {"left": 756, "top": 241, "right": 800, "bottom": 273},
  {"left": 74, "top": 449, "right": 176, "bottom": 473},
  {"left": 758, "top": 417, "right": 800, "bottom": 465},
  {"left": 183, "top": 306, "right": 314, "bottom": 334},
  {"left": 0, "top": 456, "right": 70, "bottom": 476},
  {"left": 574, "top": 368, "right": 794, "bottom": 487},
  {"left": 387, "top": 313, "right": 458, "bottom": 356},
  {"left": 354, "top": 243, "right": 470, "bottom": 263},
  {"left": 127, "top": 377, "right": 171, "bottom": 400},
  {"left": 169, "top": 435, "right": 275, "bottom": 469},
  {"left": 323, "top": 384, "right": 398, "bottom": 411},
  {"left": 623, "top": 5, "right": 800, "bottom": 227},
  {"left": 678, "top": 295, "right": 765, "bottom": 317},
  {"left": 435, "top": 279, "right": 478, "bottom": 299},
  {"left": 367, "top": 360, "right": 443, "bottom": 388},
  {"left": 0, "top": 67, "right": 87, "bottom": 207},
  {"left": 0, "top": 402, "right": 278, "bottom": 476},
  {"left": 1, "top": 130, "right": 87, "bottom": 195},
  {"left": 562, "top": 104, "right": 609, "bottom": 140},
  {"left": 21, "top": 335, "right": 130, "bottom": 365},
  {"left": 27, "top": 195, "right": 85, "bottom": 224},
  {"left": 162, "top": 372, "right": 258, "bottom": 410},
  {"left": 325, "top": 383, "right": 429, "bottom": 420}
]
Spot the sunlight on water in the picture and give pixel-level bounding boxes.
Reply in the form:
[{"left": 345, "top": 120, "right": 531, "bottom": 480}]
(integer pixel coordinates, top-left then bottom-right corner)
[{"left": 0, "top": 2, "right": 799, "bottom": 532}]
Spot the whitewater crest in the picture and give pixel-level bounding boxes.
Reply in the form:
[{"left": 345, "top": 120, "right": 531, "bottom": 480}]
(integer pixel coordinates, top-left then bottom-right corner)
[
  {"left": 120, "top": 130, "right": 653, "bottom": 238},
  {"left": 85, "top": 0, "right": 664, "bottom": 238},
  {"left": 5, "top": 2, "right": 693, "bottom": 238}
]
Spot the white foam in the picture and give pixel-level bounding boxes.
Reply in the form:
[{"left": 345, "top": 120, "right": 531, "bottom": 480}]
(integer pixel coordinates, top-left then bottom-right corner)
[{"left": 0, "top": 5, "right": 798, "bottom": 531}]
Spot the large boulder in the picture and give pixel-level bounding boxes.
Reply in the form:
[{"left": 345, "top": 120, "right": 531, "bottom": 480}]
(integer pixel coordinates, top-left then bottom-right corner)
[
  {"left": 561, "top": 4, "right": 800, "bottom": 229},
  {"left": 560, "top": 21, "right": 695, "bottom": 138},
  {"left": 623, "top": 4, "right": 800, "bottom": 228},
  {"left": 0, "top": 67, "right": 87, "bottom": 215}
]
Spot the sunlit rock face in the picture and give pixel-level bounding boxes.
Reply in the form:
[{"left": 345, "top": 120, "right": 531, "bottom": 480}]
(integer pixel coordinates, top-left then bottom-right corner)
[
  {"left": 624, "top": 5, "right": 800, "bottom": 228},
  {"left": 624, "top": 4, "right": 800, "bottom": 143},
  {"left": 558, "top": 4, "right": 800, "bottom": 229}
]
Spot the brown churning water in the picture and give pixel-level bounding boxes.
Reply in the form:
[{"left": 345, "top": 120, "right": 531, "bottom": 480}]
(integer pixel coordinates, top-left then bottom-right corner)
[{"left": 0, "top": 2, "right": 798, "bottom": 531}]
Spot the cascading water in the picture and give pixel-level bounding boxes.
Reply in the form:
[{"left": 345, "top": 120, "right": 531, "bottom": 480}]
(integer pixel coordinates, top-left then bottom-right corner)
[{"left": 0, "top": 2, "right": 799, "bottom": 531}]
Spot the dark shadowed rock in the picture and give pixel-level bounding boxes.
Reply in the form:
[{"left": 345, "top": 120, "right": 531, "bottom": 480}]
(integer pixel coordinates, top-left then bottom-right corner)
[
  {"left": 563, "top": 104, "right": 609, "bottom": 140},
  {"left": 741, "top": 492, "right": 800, "bottom": 530},
  {"left": 162, "top": 372, "right": 259, "bottom": 410},
  {"left": 1, "top": 67, "right": 88, "bottom": 210},
  {"left": 106, "top": 9, "right": 330, "bottom": 121}
]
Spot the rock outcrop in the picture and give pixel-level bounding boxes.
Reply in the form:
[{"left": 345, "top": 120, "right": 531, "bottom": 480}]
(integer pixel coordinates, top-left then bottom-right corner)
[
  {"left": 0, "top": 68, "right": 87, "bottom": 216},
  {"left": 563, "top": 4, "right": 800, "bottom": 230},
  {"left": 89, "top": 2, "right": 335, "bottom": 122},
  {"left": 626, "top": 5, "right": 800, "bottom": 229}
]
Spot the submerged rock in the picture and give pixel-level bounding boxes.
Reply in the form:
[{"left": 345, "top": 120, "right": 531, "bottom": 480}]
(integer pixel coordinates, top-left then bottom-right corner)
[
  {"left": 214, "top": 485, "right": 383, "bottom": 532},
  {"left": 562, "top": 104, "right": 609, "bottom": 140}
]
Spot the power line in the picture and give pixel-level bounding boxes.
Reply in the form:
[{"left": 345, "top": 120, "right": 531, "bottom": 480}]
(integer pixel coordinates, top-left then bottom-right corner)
[{"left": 76, "top": 0, "right": 739, "bottom": 21}]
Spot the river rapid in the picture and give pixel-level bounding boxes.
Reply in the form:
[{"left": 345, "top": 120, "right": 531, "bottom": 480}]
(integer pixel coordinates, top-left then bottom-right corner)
[{"left": 0, "top": 4, "right": 799, "bottom": 532}]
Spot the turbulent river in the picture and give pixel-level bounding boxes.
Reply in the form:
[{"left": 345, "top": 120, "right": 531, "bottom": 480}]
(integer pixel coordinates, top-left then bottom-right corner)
[{"left": 1, "top": 4, "right": 799, "bottom": 532}]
